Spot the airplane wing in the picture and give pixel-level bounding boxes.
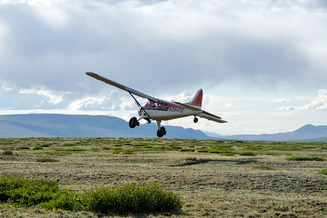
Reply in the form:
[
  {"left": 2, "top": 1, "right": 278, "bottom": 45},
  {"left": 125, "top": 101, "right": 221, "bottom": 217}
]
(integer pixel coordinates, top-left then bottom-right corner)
[
  {"left": 198, "top": 111, "right": 227, "bottom": 123},
  {"left": 86, "top": 72, "right": 159, "bottom": 101}
]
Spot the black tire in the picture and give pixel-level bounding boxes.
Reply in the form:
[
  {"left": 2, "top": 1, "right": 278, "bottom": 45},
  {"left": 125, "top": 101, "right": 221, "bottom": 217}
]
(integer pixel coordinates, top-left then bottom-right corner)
[
  {"left": 157, "top": 127, "right": 166, "bottom": 137},
  {"left": 160, "top": 126, "right": 166, "bottom": 135},
  {"left": 193, "top": 117, "right": 198, "bottom": 123},
  {"left": 129, "top": 117, "right": 138, "bottom": 128},
  {"left": 157, "top": 129, "right": 164, "bottom": 137}
]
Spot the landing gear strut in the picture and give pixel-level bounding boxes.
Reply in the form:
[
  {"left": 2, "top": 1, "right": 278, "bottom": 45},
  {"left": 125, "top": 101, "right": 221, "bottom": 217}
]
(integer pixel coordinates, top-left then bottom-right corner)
[{"left": 156, "top": 120, "right": 166, "bottom": 138}]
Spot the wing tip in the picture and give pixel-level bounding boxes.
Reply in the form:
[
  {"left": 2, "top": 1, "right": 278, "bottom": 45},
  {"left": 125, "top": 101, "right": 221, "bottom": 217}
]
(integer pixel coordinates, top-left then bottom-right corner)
[{"left": 86, "top": 72, "right": 96, "bottom": 76}]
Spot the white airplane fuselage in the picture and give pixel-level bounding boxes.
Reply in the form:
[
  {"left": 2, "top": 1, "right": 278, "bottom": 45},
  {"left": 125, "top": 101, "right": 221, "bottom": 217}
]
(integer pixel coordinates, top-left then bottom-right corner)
[
  {"left": 140, "top": 100, "right": 200, "bottom": 121},
  {"left": 143, "top": 107, "right": 199, "bottom": 121}
]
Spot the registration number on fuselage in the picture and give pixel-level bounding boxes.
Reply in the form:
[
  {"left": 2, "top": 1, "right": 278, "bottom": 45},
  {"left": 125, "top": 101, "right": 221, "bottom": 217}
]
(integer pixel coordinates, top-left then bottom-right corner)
[{"left": 168, "top": 107, "right": 184, "bottom": 113}]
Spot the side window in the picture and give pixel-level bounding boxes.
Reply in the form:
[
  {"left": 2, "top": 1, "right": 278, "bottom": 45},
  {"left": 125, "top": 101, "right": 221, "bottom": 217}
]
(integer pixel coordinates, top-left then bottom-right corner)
[
  {"left": 159, "top": 102, "right": 163, "bottom": 107},
  {"left": 152, "top": 102, "right": 158, "bottom": 107}
]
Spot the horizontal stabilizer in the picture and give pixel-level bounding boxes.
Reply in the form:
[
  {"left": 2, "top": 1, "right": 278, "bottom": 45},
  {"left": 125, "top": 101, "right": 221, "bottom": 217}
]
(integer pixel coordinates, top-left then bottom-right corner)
[{"left": 198, "top": 113, "right": 227, "bottom": 123}]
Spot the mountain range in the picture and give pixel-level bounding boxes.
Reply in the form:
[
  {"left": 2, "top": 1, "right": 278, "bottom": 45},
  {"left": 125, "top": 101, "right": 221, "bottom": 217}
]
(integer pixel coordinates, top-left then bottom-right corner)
[
  {"left": 0, "top": 114, "right": 326, "bottom": 142},
  {"left": 0, "top": 114, "right": 209, "bottom": 139}
]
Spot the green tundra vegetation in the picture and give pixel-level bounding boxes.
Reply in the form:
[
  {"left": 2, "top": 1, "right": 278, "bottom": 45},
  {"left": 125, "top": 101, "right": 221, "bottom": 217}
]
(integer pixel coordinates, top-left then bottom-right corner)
[{"left": 0, "top": 137, "right": 327, "bottom": 217}]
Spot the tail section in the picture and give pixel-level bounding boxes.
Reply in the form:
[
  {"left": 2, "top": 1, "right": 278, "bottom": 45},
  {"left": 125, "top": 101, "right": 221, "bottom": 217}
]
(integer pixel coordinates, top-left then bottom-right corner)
[{"left": 188, "top": 89, "right": 203, "bottom": 109}]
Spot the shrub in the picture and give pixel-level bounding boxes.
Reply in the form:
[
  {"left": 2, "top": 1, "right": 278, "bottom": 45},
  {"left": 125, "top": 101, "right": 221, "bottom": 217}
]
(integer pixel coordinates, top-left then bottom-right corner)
[
  {"left": 286, "top": 156, "right": 325, "bottom": 161},
  {"left": 0, "top": 176, "right": 183, "bottom": 215},
  {"left": 318, "top": 169, "right": 327, "bottom": 175},
  {"left": 0, "top": 176, "right": 59, "bottom": 207},
  {"left": 2, "top": 150, "right": 14, "bottom": 155},
  {"left": 275, "top": 202, "right": 292, "bottom": 212},
  {"left": 39, "top": 190, "right": 85, "bottom": 211},
  {"left": 185, "top": 157, "right": 197, "bottom": 162},
  {"left": 86, "top": 183, "right": 183, "bottom": 215},
  {"left": 36, "top": 158, "right": 59, "bottom": 163},
  {"left": 15, "top": 146, "right": 30, "bottom": 150},
  {"left": 33, "top": 145, "right": 43, "bottom": 150},
  {"left": 239, "top": 152, "right": 256, "bottom": 156},
  {"left": 252, "top": 165, "right": 275, "bottom": 170}
]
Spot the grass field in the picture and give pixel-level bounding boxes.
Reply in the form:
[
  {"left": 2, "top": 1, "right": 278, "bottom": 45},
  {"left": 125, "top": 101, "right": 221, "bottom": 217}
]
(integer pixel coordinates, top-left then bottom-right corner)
[{"left": 1, "top": 137, "right": 327, "bottom": 217}]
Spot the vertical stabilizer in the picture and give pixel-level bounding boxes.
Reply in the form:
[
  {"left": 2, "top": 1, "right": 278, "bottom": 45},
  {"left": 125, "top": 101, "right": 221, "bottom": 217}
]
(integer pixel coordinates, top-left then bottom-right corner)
[{"left": 188, "top": 89, "right": 203, "bottom": 109}]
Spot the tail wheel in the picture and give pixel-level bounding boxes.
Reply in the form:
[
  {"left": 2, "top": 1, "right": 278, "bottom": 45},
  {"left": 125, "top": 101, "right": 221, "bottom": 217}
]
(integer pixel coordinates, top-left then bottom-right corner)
[
  {"left": 129, "top": 117, "right": 139, "bottom": 128},
  {"left": 157, "top": 127, "right": 166, "bottom": 138},
  {"left": 193, "top": 117, "right": 198, "bottom": 123}
]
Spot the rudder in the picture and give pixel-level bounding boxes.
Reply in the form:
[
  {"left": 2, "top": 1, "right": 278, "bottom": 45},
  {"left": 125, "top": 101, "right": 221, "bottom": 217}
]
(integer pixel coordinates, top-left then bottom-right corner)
[{"left": 189, "top": 89, "right": 203, "bottom": 109}]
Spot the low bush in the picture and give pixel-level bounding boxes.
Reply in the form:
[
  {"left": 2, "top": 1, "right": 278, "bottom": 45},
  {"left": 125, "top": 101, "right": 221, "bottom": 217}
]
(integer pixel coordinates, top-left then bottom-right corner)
[
  {"left": 286, "top": 156, "right": 325, "bottom": 161},
  {"left": 33, "top": 145, "right": 43, "bottom": 150},
  {"left": 86, "top": 183, "right": 183, "bottom": 215},
  {"left": 275, "top": 202, "right": 292, "bottom": 212},
  {"left": 2, "top": 150, "right": 14, "bottom": 155},
  {"left": 318, "top": 169, "right": 327, "bottom": 175},
  {"left": 252, "top": 165, "right": 275, "bottom": 170},
  {"left": 0, "top": 176, "right": 59, "bottom": 207},
  {"left": 36, "top": 158, "right": 59, "bottom": 163},
  {"left": 239, "top": 152, "right": 256, "bottom": 156},
  {"left": 39, "top": 190, "right": 85, "bottom": 211},
  {"left": 15, "top": 146, "right": 30, "bottom": 150},
  {"left": 0, "top": 176, "right": 183, "bottom": 215},
  {"left": 185, "top": 157, "right": 197, "bottom": 162}
]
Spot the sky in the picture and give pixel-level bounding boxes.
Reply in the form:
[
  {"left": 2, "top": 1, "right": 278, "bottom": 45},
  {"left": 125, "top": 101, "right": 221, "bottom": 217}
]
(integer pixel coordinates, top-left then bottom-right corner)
[{"left": 0, "top": 0, "right": 327, "bottom": 135}]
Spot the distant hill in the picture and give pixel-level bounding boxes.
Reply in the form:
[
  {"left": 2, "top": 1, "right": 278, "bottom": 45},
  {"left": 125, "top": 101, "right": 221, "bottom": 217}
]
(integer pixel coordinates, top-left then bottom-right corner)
[
  {"left": 0, "top": 114, "right": 211, "bottom": 139},
  {"left": 0, "top": 114, "right": 326, "bottom": 141},
  {"left": 221, "top": 124, "right": 327, "bottom": 142}
]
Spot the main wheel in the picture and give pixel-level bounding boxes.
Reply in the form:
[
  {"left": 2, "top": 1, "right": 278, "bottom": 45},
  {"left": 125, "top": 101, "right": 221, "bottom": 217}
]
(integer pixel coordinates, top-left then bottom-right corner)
[
  {"left": 193, "top": 117, "right": 198, "bottom": 123},
  {"left": 129, "top": 117, "right": 139, "bottom": 128},
  {"left": 160, "top": 126, "right": 166, "bottom": 135},
  {"left": 157, "top": 127, "right": 166, "bottom": 138}
]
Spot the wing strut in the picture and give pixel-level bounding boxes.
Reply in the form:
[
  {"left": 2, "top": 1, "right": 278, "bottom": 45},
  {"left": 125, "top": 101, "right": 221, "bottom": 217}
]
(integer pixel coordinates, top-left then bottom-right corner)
[{"left": 128, "top": 92, "right": 151, "bottom": 119}]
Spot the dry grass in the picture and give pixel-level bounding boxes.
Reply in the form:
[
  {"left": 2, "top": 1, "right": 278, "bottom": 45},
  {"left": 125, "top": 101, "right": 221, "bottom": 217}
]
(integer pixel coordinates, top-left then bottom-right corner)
[{"left": 1, "top": 138, "right": 327, "bottom": 217}]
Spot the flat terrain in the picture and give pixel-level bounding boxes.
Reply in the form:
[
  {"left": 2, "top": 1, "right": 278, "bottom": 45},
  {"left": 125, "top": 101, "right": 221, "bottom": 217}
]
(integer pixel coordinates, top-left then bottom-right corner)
[{"left": 1, "top": 138, "right": 327, "bottom": 217}]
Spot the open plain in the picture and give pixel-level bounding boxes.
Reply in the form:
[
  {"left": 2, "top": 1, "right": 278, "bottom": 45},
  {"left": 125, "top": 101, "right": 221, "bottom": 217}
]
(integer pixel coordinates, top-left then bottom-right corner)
[{"left": 1, "top": 137, "right": 327, "bottom": 217}]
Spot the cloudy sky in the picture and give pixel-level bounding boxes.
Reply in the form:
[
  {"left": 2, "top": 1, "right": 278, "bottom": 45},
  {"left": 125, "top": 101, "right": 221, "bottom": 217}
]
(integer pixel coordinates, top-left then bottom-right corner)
[{"left": 0, "top": 0, "right": 326, "bottom": 135}]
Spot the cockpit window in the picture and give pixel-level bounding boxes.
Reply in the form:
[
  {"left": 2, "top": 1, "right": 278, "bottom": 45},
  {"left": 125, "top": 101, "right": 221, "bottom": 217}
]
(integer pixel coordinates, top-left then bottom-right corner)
[
  {"left": 145, "top": 101, "right": 151, "bottom": 107},
  {"left": 152, "top": 102, "right": 158, "bottom": 107}
]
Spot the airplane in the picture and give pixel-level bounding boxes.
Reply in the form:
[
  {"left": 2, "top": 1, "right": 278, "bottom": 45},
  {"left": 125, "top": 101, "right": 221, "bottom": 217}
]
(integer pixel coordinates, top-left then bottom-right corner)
[{"left": 86, "top": 72, "right": 227, "bottom": 137}]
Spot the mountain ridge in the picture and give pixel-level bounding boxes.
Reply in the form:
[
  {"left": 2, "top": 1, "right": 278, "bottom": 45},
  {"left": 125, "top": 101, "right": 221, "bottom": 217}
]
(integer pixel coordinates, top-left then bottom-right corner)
[
  {"left": 0, "top": 114, "right": 210, "bottom": 139},
  {"left": 0, "top": 114, "right": 326, "bottom": 141}
]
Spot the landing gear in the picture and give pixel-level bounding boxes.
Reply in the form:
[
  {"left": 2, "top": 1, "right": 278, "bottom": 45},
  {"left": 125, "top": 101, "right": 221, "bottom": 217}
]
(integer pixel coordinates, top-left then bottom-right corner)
[
  {"left": 156, "top": 120, "right": 166, "bottom": 138},
  {"left": 129, "top": 117, "right": 139, "bottom": 128},
  {"left": 193, "top": 116, "right": 198, "bottom": 123},
  {"left": 129, "top": 117, "right": 167, "bottom": 138},
  {"left": 157, "top": 127, "right": 166, "bottom": 138}
]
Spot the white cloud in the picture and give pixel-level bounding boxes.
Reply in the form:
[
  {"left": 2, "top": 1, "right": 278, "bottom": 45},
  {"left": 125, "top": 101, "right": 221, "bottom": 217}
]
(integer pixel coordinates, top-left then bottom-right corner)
[
  {"left": 278, "top": 89, "right": 327, "bottom": 111},
  {"left": 271, "top": 98, "right": 290, "bottom": 103},
  {"left": 18, "top": 87, "right": 65, "bottom": 104},
  {"left": 68, "top": 91, "right": 122, "bottom": 111},
  {"left": 301, "top": 89, "right": 327, "bottom": 110},
  {"left": 169, "top": 91, "right": 193, "bottom": 103}
]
